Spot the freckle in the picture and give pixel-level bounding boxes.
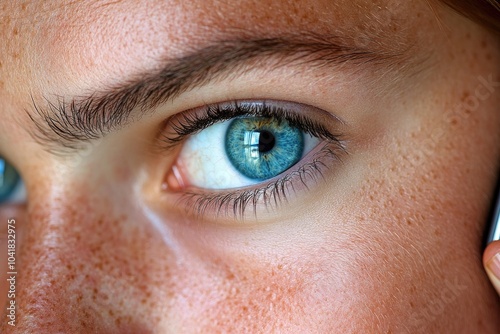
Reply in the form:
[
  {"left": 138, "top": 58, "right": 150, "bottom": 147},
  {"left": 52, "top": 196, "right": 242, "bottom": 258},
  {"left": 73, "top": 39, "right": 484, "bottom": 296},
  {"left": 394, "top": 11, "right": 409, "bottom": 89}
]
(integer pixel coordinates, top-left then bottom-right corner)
[{"left": 461, "top": 91, "right": 470, "bottom": 102}]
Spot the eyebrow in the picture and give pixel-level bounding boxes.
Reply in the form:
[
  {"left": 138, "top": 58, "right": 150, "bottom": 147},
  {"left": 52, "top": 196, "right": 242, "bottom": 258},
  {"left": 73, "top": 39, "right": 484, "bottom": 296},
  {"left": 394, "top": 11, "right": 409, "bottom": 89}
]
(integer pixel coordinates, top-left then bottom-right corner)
[{"left": 28, "top": 31, "right": 408, "bottom": 151}]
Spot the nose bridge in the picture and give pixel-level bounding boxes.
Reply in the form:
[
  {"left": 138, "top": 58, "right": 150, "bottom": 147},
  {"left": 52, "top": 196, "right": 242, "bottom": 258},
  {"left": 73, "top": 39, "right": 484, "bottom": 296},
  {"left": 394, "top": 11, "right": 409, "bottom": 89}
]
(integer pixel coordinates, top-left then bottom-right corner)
[
  {"left": 1, "top": 200, "right": 91, "bottom": 332},
  {"left": 1, "top": 190, "right": 169, "bottom": 333}
]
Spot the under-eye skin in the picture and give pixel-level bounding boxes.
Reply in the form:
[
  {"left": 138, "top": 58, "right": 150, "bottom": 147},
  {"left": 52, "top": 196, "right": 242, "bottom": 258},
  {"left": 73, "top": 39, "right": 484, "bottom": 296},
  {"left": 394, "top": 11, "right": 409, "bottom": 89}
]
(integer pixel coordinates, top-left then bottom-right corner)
[{"left": 159, "top": 100, "right": 346, "bottom": 220}]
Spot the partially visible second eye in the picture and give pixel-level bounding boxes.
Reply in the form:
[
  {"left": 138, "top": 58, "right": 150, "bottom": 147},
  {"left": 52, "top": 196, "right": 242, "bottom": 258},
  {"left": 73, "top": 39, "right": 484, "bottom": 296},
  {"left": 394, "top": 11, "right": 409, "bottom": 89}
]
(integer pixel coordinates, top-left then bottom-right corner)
[
  {"left": 0, "top": 158, "right": 26, "bottom": 205},
  {"left": 169, "top": 116, "right": 319, "bottom": 189}
]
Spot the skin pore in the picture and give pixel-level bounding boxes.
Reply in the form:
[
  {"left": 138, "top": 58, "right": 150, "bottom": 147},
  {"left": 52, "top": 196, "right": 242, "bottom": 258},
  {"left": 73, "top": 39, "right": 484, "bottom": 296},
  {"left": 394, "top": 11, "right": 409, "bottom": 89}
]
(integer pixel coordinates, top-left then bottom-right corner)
[{"left": 0, "top": 0, "right": 499, "bottom": 333}]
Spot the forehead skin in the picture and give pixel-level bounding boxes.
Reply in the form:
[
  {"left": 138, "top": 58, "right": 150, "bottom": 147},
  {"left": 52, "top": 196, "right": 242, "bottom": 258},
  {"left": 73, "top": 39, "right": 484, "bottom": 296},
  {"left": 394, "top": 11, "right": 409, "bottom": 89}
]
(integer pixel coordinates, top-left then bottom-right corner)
[
  {"left": 0, "top": 0, "right": 500, "bottom": 333},
  {"left": 1, "top": 0, "right": 423, "bottom": 96}
]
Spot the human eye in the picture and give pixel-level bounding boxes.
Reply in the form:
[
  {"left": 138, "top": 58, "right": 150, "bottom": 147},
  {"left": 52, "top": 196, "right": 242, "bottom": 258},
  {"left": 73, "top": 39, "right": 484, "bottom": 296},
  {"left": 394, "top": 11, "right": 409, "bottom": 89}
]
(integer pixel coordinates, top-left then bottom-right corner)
[
  {"left": 0, "top": 157, "right": 26, "bottom": 206},
  {"left": 159, "top": 100, "right": 346, "bottom": 221}
]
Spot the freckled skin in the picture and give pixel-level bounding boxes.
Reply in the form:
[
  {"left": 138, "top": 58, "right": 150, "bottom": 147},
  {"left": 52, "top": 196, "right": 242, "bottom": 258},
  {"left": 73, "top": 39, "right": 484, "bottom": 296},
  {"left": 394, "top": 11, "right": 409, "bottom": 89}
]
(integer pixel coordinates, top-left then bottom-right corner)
[{"left": 0, "top": 0, "right": 499, "bottom": 333}]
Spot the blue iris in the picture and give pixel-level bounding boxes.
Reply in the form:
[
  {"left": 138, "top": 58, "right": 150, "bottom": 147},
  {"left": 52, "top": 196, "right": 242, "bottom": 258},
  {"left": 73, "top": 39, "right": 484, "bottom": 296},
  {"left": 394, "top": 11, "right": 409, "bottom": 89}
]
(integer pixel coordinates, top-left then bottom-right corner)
[
  {"left": 225, "top": 117, "right": 304, "bottom": 180},
  {"left": 0, "top": 158, "right": 21, "bottom": 203}
]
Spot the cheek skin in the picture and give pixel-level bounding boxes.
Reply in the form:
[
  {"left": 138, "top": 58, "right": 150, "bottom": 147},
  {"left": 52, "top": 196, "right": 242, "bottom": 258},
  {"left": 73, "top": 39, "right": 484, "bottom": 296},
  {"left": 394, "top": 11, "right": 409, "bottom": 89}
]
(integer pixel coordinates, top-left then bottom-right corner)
[
  {"left": 0, "top": 206, "right": 26, "bottom": 315},
  {"left": 3, "top": 181, "right": 357, "bottom": 332},
  {"left": 2, "top": 195, "right": 168, "bottom": 332},
  {"left": 1, "top": 163, "right": 177, "bottom": 332},
  {"left": 151, "top": 227, "right": 365, "bottom": 333},
  {"left": 322, "top": 20, "right": 500, "bottom": 333},
  {"left": 162, "top": 251, "right": 315, "bottom": 332}
]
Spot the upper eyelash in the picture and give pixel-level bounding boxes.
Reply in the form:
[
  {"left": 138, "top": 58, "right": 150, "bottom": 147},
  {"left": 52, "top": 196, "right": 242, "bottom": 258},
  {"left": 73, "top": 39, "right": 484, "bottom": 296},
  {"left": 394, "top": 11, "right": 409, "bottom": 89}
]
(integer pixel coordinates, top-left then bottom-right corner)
[{"left": 161, "top": 101, "right": 343, "bottom": 149}]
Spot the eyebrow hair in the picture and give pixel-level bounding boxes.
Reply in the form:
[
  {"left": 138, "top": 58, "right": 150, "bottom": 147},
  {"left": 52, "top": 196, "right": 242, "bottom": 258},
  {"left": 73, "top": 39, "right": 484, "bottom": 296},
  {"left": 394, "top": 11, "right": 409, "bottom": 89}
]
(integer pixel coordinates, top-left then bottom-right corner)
[{"left": 28, "top": 32, "right": 407, "bottom": 151}]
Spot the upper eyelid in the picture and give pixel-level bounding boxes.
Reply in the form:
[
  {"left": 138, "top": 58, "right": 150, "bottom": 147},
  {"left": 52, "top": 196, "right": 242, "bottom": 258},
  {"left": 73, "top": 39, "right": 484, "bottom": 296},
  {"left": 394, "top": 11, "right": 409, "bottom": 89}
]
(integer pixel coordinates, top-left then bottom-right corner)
[
  {"left": 158, "top": 100, "right": 346, "bottom": 151},
  {"left": 28, "top": 32, "right": 404, "bottom": 152}
]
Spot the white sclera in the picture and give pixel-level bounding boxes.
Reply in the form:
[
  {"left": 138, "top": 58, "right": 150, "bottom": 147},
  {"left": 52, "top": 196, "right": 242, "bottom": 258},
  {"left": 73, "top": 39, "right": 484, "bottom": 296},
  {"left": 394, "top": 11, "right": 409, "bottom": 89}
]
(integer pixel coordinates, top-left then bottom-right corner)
[{"left": 177, "top": 119, "right": 320, "bottom": 190}]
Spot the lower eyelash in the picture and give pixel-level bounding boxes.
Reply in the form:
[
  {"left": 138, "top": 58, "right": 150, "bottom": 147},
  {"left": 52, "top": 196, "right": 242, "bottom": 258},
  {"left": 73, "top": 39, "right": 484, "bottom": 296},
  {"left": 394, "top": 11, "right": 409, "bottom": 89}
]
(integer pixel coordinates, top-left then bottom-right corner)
[{"left": 173, "top": 142, "right": 345, "bottom": 221}]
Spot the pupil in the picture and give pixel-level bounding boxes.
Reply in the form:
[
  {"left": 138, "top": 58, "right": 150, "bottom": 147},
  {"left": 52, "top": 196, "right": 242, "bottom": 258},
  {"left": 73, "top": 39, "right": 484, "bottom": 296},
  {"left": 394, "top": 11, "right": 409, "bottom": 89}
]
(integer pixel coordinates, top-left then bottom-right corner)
[
  {"left": 225, "top": 117, "right": 304, "bottom": 181},
  {"left": 258, "top": 130, "right": 275, "bottom": 153}
]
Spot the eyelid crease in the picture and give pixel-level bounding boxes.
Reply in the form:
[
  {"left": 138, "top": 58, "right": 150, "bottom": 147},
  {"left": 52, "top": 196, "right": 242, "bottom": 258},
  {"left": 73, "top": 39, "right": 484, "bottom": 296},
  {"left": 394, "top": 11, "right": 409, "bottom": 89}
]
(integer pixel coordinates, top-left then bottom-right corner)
[
  {"left": 28, "top": 31, "right": 404, "bottom": 153},
  {"left": 159, "top": 100, "right": 345, "bottom": 151}
]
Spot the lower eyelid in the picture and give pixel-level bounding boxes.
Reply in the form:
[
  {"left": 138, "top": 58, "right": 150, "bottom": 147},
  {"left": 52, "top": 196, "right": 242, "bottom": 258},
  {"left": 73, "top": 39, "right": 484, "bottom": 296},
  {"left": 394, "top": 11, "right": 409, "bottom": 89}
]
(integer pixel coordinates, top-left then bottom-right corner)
[{"left": 162, "top": 140, "right": 345, "bottom": 222}]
